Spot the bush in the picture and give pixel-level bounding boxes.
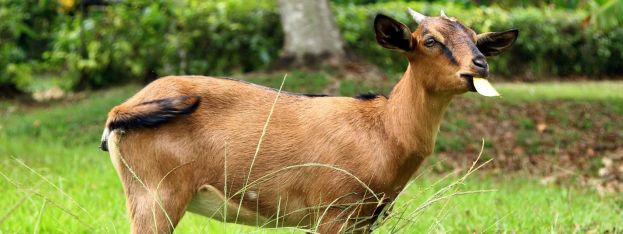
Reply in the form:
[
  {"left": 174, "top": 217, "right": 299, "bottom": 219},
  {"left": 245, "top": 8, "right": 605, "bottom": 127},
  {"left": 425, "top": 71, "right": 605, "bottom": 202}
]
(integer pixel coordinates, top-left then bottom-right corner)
[
  {"left": 44, "top": 0, "right": 282, "bottom": 89},
  {"left": 335, "top": 2, "right": 623, "bottom": 77},
  {"left": 0, "top": 0, "right": 60, "bottom": 93},
  {"left": 1, "top": 0, "right": 282, "bottom": 93},
  {"left": 1, "top": 0, "right": 622, "bottom": 95}
]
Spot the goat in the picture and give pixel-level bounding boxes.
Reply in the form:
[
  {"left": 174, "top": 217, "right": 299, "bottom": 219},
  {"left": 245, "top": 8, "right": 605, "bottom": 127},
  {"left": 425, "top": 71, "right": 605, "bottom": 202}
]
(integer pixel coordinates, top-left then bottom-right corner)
[{"left": 100, "top": 9, "right": 518, "bottom": 233}]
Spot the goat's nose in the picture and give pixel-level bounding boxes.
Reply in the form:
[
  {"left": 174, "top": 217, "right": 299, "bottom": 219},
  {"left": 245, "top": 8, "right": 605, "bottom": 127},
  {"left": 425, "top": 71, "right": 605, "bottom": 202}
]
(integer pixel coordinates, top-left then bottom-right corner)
[{"left": 472, "top": 56, "right": 487, "bottom": 70}]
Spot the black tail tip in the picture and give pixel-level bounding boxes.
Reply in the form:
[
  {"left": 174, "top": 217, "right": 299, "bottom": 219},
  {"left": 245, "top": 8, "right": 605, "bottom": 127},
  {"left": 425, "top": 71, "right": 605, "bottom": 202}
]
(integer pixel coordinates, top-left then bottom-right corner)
[
  {"left": 100, "top": 140, "right": 108, "bottom": 151},
  {"left": 107, "top": 95, "right": 202, "bottom": 132}
]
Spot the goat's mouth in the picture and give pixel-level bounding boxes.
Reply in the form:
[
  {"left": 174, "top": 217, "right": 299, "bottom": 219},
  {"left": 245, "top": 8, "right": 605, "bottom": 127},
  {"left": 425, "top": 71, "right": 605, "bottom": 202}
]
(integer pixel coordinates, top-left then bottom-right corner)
[
  {"left": 460, "top": 73, "right": 500, "bottom": 97},
  {"left": 460, "top": 74, "right": 477, "bottom": 92}
]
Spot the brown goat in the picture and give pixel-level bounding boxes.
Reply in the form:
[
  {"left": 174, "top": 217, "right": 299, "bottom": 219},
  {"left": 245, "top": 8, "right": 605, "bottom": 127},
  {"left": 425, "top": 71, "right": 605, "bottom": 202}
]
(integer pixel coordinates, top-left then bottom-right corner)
[{"left": 100, "top": 9, "right": 518, "bottom": 233}]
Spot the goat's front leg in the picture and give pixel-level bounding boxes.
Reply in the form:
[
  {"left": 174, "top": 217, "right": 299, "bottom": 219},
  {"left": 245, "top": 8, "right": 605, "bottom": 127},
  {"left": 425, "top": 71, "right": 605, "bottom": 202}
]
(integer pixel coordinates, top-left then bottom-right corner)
[
  {"left": 314, "top": 209, "right": 348, "bottom": 234},
  {"left": 313, "top": 209, "right": 371, "bottom": 234}
]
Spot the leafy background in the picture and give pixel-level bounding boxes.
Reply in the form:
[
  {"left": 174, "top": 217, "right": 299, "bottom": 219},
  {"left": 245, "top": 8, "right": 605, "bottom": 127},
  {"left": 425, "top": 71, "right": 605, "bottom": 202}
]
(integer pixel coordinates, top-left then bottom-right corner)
[{"left": 1, "top": 0, "right": 622, "bottom": 95}]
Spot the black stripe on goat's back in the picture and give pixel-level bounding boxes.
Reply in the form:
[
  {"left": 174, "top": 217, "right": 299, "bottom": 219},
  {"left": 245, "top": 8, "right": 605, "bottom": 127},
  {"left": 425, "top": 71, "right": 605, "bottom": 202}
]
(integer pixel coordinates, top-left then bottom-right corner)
[
  {"left": 299, "top": 93, "right": 329, "bottom": 97},
  {"left": 108, "top": 96, "right": 201, "bottom": 131},
  {"left": 355, "top": 92, "right": 386, "bottom": 100}
]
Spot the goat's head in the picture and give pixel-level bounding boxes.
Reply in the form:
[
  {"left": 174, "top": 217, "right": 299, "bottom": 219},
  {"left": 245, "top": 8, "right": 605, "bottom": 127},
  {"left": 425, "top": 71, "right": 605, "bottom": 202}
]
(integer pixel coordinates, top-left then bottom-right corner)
[{"left": 374, "top": 9, "right": 518, "bottom": 95}]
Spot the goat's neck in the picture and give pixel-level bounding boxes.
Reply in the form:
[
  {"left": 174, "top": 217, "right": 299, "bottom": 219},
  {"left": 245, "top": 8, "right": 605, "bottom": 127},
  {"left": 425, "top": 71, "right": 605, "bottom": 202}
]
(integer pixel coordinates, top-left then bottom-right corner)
[{"left": 384, "top": 64, "right": 453, "bottom": 160}]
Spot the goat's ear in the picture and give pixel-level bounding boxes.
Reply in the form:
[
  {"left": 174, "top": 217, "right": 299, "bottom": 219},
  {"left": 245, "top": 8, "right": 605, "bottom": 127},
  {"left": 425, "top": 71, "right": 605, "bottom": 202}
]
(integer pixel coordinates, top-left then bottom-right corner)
[
  {"left": 374, "top": 14, "right": 414, "bottom": 51},
  {"left": 476, "top": 29, "right": 519, "bottom": 56}
]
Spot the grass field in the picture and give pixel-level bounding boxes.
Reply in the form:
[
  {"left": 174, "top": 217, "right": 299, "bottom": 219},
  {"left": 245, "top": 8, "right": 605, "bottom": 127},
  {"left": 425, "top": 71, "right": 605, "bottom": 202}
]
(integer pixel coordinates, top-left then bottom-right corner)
[{"left": 1, "top": 78, "right": 622, "bottom": 233}]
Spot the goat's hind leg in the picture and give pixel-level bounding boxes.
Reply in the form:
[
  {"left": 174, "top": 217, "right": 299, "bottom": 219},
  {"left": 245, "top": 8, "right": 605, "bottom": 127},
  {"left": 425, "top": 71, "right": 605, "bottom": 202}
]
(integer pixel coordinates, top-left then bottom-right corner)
[
  {"left": 314, "top": 208, "right": 374, "bottom": 234},
  {"left": 116, "top": 159, "right": 194, "bottom": 234},
  {"left": 124, "top": 186, "right": 193, "bottom": 234},
  {"left": 108, "top": 131, "right": 194, "bottom": 233}
]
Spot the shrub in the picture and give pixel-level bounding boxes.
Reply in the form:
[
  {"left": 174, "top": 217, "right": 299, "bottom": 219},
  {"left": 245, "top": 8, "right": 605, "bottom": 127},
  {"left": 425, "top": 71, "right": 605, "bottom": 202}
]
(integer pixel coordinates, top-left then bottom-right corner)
[
  {"left": 1, "top": 0, "right": 622, "bottom": 95},
  {"left": 335, "top": 2, "right": 623, "bottom": 77},
  {"left": 0, "top": 0, "right": 60, "bottom": 93},
  {"left": 44, "top": 0, "right": 282, "bottom": 89}
]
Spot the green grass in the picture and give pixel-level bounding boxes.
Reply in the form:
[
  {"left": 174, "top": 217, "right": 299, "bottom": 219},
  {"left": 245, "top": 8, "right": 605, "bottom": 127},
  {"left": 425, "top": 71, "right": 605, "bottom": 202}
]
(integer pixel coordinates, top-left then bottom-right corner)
[
  {"left": 375, "top": 173, "right": 622, "bottom": 233},
  {"left": 1, "top": 79, "right": 622, "bottom": 233},
  {"left": 488, "top": 81, "right": 623, "bottom": 102}
]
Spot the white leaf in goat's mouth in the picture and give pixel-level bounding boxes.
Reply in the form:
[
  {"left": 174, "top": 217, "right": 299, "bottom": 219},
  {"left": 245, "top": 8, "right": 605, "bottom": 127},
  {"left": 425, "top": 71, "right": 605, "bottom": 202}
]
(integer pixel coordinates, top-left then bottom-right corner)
[{"left": 473, "top": 77, "right": 500, "bottom": 97}]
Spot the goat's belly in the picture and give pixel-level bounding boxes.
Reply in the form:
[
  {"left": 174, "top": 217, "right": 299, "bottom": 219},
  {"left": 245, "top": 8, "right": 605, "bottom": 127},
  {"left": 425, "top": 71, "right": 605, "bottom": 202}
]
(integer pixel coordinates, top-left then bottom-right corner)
[
  {"left": 186, "top": 185, "right": 312, "bottom": 227},
  {"left": 186, "top": 185, "right": 269, "bottom": 226}
]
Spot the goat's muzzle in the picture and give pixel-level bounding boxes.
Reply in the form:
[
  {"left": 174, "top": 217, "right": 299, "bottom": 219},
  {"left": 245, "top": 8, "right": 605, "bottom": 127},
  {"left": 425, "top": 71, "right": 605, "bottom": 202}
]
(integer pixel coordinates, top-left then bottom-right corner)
[{"left": 460, "top": 74, "right": 477, "bottom": 92}]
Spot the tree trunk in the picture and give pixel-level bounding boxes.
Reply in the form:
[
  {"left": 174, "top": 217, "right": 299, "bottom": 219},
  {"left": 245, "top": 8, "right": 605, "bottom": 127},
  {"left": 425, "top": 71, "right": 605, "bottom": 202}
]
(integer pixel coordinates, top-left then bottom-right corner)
[
  {"left": 272, "top": 0, "right": 387, "bottom": 94},
  {"left": 275, "top": 0, "right": 346, "bottom": 69}
]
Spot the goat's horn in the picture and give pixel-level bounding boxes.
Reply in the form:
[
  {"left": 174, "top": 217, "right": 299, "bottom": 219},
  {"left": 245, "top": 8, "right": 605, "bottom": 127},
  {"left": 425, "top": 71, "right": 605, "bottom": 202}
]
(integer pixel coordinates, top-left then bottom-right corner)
[
  {"left": 407, "top": 8, "right": 426, "bottom": 24},
  {"left": 440, "top": 10, "right": 447, "bottom": 17}
]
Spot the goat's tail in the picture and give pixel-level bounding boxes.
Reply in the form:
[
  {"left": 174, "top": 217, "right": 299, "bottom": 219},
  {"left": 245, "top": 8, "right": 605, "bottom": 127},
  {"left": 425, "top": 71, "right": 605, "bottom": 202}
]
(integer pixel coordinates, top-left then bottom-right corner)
[{"left": 99, "top": 95, "right": 201, "bottom": 151}]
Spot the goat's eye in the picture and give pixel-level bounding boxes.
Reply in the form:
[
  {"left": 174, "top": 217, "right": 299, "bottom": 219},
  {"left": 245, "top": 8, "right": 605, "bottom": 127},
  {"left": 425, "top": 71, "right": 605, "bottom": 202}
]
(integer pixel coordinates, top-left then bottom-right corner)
[{"left": 424, "top": 38, "right": 436, "bottom": 47}]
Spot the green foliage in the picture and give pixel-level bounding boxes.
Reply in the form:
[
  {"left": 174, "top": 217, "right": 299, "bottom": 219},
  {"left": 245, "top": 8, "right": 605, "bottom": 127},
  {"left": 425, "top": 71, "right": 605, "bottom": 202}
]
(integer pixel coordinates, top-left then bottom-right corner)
[
  {"left": 1, "top": 0, "right": 282, "bottom": 93},
  {"left": 0, "top": 0, "right": 60, "bottom": 92},
  {"left": 44, "top": 0, "right": 282, "bottom": 89},
  {"left": 332, "top": 0, "right": 585, "bottom": 9},
  {"left": 334, "top": 2, "right": 623, "bottom": 76},
  {"left": 2, "top": 0, "right": 623, "bottom": 94},
  {"left": 589, "top": 0, "right": 623, "bottom": 32}
]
